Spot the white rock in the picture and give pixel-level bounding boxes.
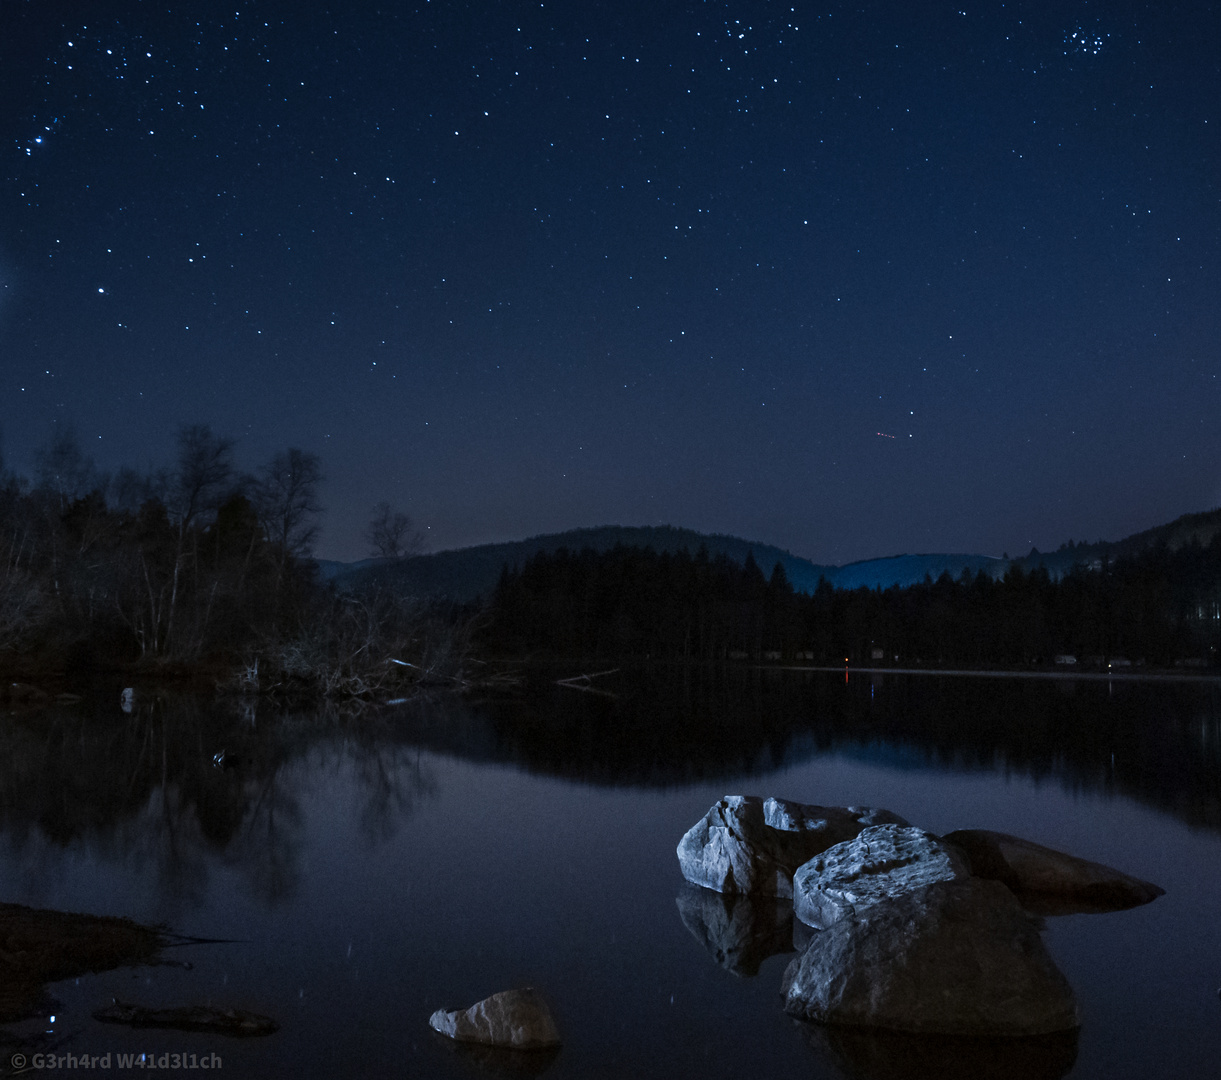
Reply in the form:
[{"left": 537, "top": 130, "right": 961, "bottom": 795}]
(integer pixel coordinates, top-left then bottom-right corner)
[
  {"left": 677, "top": 796, "right": 909, "bottom": 898},
  {"left": 428, "top": 987, "right": 560, "bottom": 1049},
  {"left": 782, "top": 878, "right": 1080, "bottom": 1037},
  {"left": 792, "top": 824, "right": 970, "bottom": 928}
]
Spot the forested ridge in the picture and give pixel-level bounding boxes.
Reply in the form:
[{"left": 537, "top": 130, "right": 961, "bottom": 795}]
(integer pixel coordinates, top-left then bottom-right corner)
[
  {"left": 6, "top": 424, "right": 1220, "bottom": 684},
  {"left": 484, "top": 542, "right": 1221, "bottom": 669}
]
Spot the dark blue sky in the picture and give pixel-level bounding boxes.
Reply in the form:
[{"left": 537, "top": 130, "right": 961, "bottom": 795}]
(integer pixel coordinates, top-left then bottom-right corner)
[{"left": 2, "top": 0, "right": 1218, "bottom": 562}]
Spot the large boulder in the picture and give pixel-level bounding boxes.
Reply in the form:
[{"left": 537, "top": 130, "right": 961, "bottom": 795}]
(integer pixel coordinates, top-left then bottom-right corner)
[
  {"left": 792, "top": 825, "right": 970, "bottom": 929},
  {"left": 676, "top": 796, "right": 908, "bottom": 898},
  {"left": 781, "top": 878, "right": 1080, "bottom": 1037},
  {"left": 675, "top": 883, "right": 795, "bottom": 977},
  {"left": 428, "top": 988, "right": 561, "bottom": 1049},
  {"left": 943, "top": 829, "right": 1165, "bottom": 913}
]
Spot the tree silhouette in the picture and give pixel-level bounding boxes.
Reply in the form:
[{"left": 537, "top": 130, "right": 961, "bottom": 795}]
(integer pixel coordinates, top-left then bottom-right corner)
[
  {"left": 364, "top": 501, "right": 423, "bottom": 559},
  {"left": 255, "top": 448, "right": 324, "bottom": 560}
]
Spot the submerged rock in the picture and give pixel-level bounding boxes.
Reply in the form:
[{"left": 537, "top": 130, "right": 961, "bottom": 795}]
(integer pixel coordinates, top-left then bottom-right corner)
[
  {"left": 944, "top": 829, "right": 1165, "bottom": 912},
  {"left": 792, "top": 825, "right": 970, "bottom": 929},
  {"left": 432, "top": 1038, "right": 561, "bottom": 1078},
  {"left": 675, "top": 882, "right": 795, "bottom": 977},
  {"left": 93, "top": 1000, "right": 278, "bottom": 1037},
  {"left": 676, "top": 796, "right": 908, "bottom": 898},
  {"left": 429, "top": 988, "right": 561, "bottom": 1049},
  {"left": 782, "top": 878, "right": 1080, "bottom": 1037}
]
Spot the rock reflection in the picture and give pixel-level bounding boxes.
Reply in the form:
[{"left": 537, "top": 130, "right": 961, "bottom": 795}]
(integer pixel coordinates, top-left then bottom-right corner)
[
  {"left": 795, "top": 1021, "right": 1079, "bottom": 1080},
  {"left": 430, "top": 1036, "right": 561, "bottom": 1078},
  {"left": 674, "top": 883, "right": 796, "bottom": 977}
]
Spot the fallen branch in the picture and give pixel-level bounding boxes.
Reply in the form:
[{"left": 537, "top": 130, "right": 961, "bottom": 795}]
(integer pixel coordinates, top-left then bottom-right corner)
[
  {"left": 556, "top": 668, "right": 620, "bottom": 698},
  {"left": 94, "top": 1000, "right": 279, "bottom": 1037}
]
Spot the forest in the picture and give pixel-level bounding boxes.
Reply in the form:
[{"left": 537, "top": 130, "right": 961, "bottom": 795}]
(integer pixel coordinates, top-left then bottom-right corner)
[
  {"left": 0, "top": 425, "right": 458, "bottom": 696},
  {"left": 482, "top": 542, "right": 1221, "bottom": 670},
  {"left": 4, "top": 423, "right": 1220, "bottom": 689}
]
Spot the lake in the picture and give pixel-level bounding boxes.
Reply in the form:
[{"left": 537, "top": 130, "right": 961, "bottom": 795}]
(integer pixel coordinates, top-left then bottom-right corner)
[{"left": 1, "top": 667, "right": 1219, "bottom": 1078}]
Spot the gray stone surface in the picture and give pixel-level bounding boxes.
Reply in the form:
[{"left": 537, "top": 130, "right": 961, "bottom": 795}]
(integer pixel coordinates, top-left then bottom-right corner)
[
  {"left": 944, "top": 829, "right": 1165, "bottom": 912},
  {"left": 674, "top": 883, "right": 795, "bottom": 977},
  {"left": 763, "top": 797, "right": 908, "bottom": 835},
  {"left": 676, "top": 796, "right": 909, "bottom": 898},
  {"left": 428, "top": 988, "right": 561, "bottom": 1049},
  {"left": 781, "top": 878, "right": 1080, "bottom": 1037},
  {"left": 792, "top": 825, "right": 970, "bottom": 929}
]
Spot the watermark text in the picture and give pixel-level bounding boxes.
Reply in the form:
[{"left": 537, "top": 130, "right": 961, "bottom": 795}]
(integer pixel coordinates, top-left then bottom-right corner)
[{"left": 12, "top": 1051, "right": 223, "bottom": 1071}]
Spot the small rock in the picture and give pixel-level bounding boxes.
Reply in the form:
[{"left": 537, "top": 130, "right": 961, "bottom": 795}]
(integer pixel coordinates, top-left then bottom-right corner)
[
  {"left": 782, "top": 878, "right": 1080, "bottom": 1037},
  {"left": 943, "top": 829, "right": 1165, "bottom": 912},
  {"left": 792, "top": 825, "right": 970, "bottom": 929},
  {"left": 428, "top": 988, "right": 560, "bottom": 1049},
  {"left": 676, "top": 796, "right": 908, "bottom": 898}
]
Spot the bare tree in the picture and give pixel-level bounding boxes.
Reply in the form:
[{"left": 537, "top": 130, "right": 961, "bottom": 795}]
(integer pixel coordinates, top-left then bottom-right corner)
[
  {"left": 34, "top": 425, "right": 100, "bottom": 509},
  {"left": 364, "top": 502, "right": 423, "bottom": 560},
  {"left": 156, "top": 424, "right": 236, "bottom": 655},
  {"left": 111, "top": 465, "right": 169, "bottom": 515},
  {"left": 255, "top": 448, "right": 324, "bottom": 559},
  {"left": 170, "top": 424, "right": 235, "bottom": 532}
]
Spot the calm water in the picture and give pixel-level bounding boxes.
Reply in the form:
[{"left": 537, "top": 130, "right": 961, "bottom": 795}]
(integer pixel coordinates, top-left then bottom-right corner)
[{"left": 1, "top": 668, "right": 1219, "bottom": 1079}]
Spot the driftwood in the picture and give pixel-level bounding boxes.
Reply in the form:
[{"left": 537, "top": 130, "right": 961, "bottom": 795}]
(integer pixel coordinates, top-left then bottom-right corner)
[
  {"left": 555, "top": 668, "right": 619, "bottom": 698},
  {"left": 93, "top": 1000, "right": 279, "bottom": 1037}
]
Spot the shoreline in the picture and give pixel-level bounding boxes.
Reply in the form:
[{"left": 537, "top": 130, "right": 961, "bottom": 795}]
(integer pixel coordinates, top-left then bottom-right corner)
[{"left": 780, "top": 664, "right": 1221, "bottom": 684}]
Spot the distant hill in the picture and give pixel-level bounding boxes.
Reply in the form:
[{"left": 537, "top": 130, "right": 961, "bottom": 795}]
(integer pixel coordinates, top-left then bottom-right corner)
[
  {"left": 320, "top": 526, "right": 1006, "bottom": 602},
  {"left": 1016, "top": 507, "right": 1221, "bottom": 579},
  {"left": 831, "top": 553, "right": 1004, "bottom": 591},
  {"left": 324, "top": 526, "right": 830, "bottom": 601},
  {"left": 315, "top": 507, "right": 1221, "bottom": 603}
]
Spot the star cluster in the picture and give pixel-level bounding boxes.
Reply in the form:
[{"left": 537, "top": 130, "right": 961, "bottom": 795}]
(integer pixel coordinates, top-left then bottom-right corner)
[{"left": 1, "top": 0, "right": 1218, "bottom": 563}]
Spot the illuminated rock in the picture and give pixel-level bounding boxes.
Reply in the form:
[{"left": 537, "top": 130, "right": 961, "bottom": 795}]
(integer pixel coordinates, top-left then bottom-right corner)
[
  {"left": 792, "top": 824, "right": 970, "bottom": 929},
  {"left": 428, "top": 987, "right": 560, "bottom": 1049},
  {"left": 676, "top": 795, "right": 908, "bottom": 898},
  {"left": 782, "top": 878, "right": 1080, "bottom": 1037}
]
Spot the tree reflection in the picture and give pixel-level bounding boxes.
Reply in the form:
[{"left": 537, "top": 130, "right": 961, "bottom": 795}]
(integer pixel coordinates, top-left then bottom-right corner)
[
  {"left": 405, "top": 666, "right": 1221, "bottom": 832},
  {"left": 1, "top": 668, "right": 1218, "bottom": 914},
  {"left": 0, "top": 694, "right": 438, "bottom": 909}
]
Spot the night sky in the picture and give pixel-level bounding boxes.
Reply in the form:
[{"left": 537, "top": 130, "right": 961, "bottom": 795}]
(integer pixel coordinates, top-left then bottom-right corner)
[{"left": 2, "top": 1, "right": 1218, "bottom": 564}]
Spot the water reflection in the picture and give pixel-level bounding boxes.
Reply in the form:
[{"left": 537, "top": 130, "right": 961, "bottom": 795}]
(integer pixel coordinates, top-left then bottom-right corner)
[
  {"left": 795, "top": 1022, "right": 1078, "bottom": 1080},
  {"left": 459, "top": 667, "right": 1221, "bottom": 831},
  {"left": 430, "top": 1033, "right": 561, "bottom": 1078},
  {"left": 1, "top": 668, "right": 1218, "bottom": 914},
  {"left": 0, "top": 693, "right": 438, "bottom": 908},
  {"left": 674, "top": 883, "right": 796, "bottom": 977}
]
